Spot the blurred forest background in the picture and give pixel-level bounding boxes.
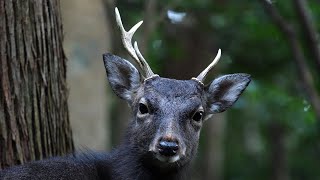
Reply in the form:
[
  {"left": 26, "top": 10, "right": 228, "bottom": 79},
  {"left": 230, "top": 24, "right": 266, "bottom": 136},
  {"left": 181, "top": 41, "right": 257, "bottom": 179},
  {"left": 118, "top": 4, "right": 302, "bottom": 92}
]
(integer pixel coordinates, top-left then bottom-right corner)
[{"left": 54, "top": 0, "right": 320, "bottom": 179}]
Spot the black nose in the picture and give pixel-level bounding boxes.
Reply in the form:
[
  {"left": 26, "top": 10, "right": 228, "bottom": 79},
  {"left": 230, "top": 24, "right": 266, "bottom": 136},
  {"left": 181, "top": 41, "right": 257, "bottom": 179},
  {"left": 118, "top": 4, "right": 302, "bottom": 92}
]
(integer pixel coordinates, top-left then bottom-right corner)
[{"left": 158, "top": 140, "right": 179, "bottom": 157}]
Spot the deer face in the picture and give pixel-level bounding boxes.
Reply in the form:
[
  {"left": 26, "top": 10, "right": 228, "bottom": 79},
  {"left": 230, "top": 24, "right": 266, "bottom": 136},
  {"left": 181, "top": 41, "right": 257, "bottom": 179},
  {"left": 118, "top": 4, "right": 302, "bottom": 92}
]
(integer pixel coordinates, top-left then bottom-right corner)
[
  {"left": 103, "top": 53, "right": 251, "bottom": 167},
  {"left": 133, "top": 77, "right": 203, "bottom": 165},
  {"left": 103, "top": 7, "right": 251, "bottom": 168}
]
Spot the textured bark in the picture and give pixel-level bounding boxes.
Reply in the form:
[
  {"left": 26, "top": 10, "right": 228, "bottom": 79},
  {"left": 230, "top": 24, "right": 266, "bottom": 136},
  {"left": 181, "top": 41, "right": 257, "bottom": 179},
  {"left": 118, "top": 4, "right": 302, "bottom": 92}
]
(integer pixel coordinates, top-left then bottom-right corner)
[{"left": 0, "top": 0, "right": 74, "bottom": 169}]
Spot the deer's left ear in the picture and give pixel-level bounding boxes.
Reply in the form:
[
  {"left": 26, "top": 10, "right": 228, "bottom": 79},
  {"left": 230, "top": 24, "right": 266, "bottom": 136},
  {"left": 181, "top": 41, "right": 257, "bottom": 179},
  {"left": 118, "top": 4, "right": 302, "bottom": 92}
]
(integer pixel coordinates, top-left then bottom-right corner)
[{"left": 205, "top": 73, "right": 251, "bottom": 113}]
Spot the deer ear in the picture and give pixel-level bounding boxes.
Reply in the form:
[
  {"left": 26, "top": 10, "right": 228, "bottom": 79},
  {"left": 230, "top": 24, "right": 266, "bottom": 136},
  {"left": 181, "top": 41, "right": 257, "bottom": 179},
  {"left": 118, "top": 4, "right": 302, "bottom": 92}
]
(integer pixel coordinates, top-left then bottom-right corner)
[
  {"left": 205, "top": 73, "right": 251, "bottom": 113},
  {"left": 103, "top": 53, "right": 141, "bottom": 102}
]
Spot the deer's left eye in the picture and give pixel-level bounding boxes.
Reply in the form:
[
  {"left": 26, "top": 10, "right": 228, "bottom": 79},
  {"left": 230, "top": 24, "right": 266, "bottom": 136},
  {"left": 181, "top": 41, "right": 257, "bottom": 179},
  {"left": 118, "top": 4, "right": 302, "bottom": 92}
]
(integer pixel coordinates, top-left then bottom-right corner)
[{"left": 192, "top": 111, "right": 204, "bottom": 122}]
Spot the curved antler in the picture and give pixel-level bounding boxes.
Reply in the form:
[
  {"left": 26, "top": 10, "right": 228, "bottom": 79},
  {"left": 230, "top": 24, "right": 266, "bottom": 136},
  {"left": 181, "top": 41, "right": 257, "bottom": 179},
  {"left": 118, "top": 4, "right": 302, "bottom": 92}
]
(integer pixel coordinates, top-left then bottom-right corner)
[
  {"left": 115, "top": 7, "right": 155, "bottom": 78},
  {"left": 193, "top": 49, "right": 221, "bottom": 83}
]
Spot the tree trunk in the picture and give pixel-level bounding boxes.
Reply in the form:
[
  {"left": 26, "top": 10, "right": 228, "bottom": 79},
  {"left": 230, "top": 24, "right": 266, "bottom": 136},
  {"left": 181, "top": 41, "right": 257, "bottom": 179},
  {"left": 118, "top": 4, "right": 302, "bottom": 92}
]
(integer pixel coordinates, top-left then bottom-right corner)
[
  {"left": 0, "top": 0, "right": 74, "bottom": 169},
  {"left": 61, "top": 0, "right": 111, "bottom": 151},
  {"left": 268, "top": 123, "right": 289, "bottom": 180},
  {"left": 103, "top": 1, "right": 131, "bottom": 146},
  {"left": 203, "top": 113, "right": 226, "bottom": 180}
]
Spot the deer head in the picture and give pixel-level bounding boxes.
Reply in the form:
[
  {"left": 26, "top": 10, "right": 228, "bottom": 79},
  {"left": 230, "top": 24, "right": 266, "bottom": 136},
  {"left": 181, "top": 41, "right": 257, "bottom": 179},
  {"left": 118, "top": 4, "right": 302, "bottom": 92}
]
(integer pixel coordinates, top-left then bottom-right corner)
[{"left": 103, "top": 8, "right": 251, "bottom": 169}]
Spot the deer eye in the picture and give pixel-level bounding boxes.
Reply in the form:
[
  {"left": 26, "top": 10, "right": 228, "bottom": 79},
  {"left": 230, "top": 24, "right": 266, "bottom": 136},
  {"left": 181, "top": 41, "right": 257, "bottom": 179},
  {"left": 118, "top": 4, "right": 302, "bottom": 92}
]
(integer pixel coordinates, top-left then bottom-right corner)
[
  {"left": 138, "top": 103, "right": 149, "bottom": 114},
  {"left": 192, "top": 111, "right": 204, "bottom": 122}
]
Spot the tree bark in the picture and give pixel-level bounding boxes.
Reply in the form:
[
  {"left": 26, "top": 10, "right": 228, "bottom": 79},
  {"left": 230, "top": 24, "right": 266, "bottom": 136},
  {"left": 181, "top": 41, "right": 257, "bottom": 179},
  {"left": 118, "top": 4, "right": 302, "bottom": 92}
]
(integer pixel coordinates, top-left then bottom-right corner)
[{"left": 0, "top": 0, "right": 74, "bottom": 169}]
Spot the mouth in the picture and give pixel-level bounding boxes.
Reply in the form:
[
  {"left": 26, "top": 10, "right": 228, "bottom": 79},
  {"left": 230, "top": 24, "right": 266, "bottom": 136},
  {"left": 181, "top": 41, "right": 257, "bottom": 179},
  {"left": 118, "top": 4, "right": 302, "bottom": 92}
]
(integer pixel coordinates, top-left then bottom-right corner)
[{"left": 154, "top": 153, "right": 180, "bottom": 163}]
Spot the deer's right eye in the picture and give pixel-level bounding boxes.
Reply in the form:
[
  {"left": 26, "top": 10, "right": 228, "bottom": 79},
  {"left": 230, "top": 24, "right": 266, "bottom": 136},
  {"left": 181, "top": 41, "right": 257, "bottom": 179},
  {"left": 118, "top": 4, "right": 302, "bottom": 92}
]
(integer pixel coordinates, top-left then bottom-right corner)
[{"left": 139, "top": 103, "right": 149, "bottom": 114}]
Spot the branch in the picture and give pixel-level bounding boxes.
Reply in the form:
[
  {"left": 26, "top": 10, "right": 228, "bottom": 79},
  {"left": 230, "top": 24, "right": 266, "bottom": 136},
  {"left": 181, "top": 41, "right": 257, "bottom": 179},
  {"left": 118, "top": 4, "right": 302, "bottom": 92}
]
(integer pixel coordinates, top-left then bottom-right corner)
[
  {"left": 260, "top": 0, "right": 295, "bottom": 36},
  {"left": 293, "top": 0, "right": 320, "bottom": 71},
  {"left": 260, "top": 0, "right": 320, "bottom": 121}
]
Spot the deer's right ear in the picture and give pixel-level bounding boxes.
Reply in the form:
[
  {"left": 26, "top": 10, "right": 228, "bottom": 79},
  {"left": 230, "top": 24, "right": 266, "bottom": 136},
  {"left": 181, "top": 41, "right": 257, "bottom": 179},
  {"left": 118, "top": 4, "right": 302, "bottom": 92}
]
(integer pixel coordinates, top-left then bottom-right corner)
[
  {"left": 103, "top": 53, "right": 141, "bottom": 102},
  {"left": 205, "top": 73, "right": 251, "bottom": 114}
]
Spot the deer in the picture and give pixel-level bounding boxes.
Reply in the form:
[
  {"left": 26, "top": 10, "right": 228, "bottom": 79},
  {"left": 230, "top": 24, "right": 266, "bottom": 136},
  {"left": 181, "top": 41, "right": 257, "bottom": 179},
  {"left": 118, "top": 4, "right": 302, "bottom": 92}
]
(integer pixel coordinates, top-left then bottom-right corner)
[{"left": 0, "top": 8, "right": 251, "bottom": 180}]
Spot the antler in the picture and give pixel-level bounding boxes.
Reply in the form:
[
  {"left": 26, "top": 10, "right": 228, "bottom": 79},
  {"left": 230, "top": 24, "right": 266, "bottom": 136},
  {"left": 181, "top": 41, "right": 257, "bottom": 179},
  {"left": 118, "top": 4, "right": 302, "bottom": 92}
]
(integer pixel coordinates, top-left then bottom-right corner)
[
  {"left": 115, "top": 7, "right": 155, "bottom": 78},
  {"left": 193, "top": 49, "right": 221, "bottom": 83}
]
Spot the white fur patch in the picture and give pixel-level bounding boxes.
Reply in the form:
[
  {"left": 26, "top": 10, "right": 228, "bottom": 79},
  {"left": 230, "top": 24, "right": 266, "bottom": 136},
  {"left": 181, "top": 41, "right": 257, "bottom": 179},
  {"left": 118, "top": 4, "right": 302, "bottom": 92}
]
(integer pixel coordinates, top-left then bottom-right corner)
[{"left": 155, "top": 154, "right": 180, "bottom": 163}]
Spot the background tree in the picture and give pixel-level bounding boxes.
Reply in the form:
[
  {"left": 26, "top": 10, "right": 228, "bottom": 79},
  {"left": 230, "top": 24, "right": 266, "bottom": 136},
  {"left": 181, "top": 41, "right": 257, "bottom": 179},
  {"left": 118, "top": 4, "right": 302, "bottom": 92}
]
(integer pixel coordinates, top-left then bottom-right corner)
[{"left": 0, "top": 0, "right": 73, "bottom": 168}]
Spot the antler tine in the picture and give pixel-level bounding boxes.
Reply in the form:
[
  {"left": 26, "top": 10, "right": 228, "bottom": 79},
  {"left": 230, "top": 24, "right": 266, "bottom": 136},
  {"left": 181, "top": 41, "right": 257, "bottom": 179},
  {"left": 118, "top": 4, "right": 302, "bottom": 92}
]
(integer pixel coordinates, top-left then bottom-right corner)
[
  {"left": 134, "top": 41, "right": 155, "bottom": 77},
  {"left": 115, "top": 7, "right": 141, "bottom": 63},
  {"left": 115, "top": 7, "right": 155, "bottom": 77},
  {"left": 195, "top": 49, "right": 221, "bottom": 82}
]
